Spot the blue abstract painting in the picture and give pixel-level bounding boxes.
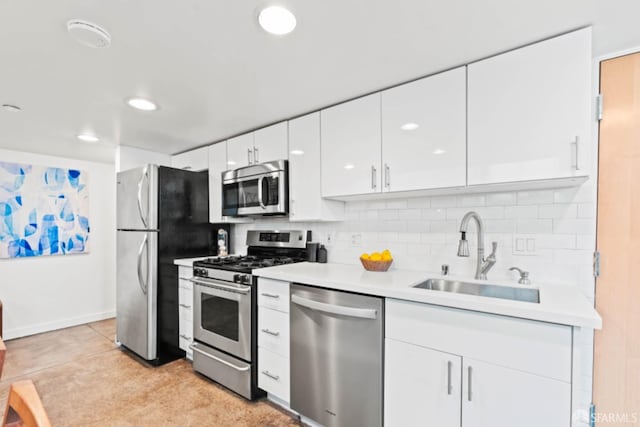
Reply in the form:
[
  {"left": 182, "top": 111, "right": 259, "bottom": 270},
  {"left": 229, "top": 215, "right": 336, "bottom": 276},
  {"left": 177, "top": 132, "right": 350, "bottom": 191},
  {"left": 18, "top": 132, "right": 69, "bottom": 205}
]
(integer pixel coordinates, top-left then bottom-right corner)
[{"left": 0, "top": 162, "right": 90, "bottom": 258}]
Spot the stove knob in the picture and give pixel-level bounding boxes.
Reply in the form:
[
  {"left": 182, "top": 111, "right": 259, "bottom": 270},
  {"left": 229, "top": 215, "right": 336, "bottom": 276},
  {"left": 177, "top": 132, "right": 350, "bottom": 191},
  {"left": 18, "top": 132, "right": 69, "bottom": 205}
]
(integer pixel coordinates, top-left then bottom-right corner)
[
  {"left": 241, "top": 275, "right": 250, "bottom": 284},
  {"left": 233, "top": 274, "right": 241, "bottom": 283}
]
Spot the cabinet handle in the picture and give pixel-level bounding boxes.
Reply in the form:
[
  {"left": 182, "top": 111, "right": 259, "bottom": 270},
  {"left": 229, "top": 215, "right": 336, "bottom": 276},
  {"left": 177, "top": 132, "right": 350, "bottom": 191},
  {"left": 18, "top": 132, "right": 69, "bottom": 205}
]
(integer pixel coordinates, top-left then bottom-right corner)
[
  {"left": 260, "top": 292, "right": 280, "bottom": 299},
  {"left": 467, "top": 366, "right": 473, "bottom": 401},
  {"left": 180, "top": 334, "right": 192, "bottom": 340},
  {"left": 371, "top": 166, "right": 377, "bottom": 190},
  {"left": 254, "top": 147, "right": 259, "bottom": 163},
  {"left": 384, "top": 163, "right": 390, "bottom": 189},
  {"left": 248, "top": 148, "right": 253, "bottom": 165},
  {"left": 572, "top": 136, "right": 580, "bottom": 171},
  {"left": 179, "top": 303, "right": 191, "bottom": 309},
  {"left": 447, "top": 361, "right": 453, "bottom": 395},
  {"left": 261, "top": 328, "right": 280, "bottom": 337},
  {"left": 261, "top": 370, "right": 280, "bottom": 381}
]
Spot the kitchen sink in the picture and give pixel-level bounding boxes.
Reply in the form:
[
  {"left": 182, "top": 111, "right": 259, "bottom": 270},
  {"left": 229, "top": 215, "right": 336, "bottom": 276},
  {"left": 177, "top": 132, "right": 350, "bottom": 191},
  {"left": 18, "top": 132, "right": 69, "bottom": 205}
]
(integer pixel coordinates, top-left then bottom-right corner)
[{"left": 413, "top": 279, "right": 540, "bottom": 303}]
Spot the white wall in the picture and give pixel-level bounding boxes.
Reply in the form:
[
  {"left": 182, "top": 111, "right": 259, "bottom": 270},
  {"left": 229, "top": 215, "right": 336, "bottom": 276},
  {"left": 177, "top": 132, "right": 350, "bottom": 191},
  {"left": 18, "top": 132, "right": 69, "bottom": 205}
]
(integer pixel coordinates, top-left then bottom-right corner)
[
  {"left": 0, "top": 148, "right": 116, "bottom": 339},
  {"left": 115, "top": 145, "right": 171, "bottom": 172}
]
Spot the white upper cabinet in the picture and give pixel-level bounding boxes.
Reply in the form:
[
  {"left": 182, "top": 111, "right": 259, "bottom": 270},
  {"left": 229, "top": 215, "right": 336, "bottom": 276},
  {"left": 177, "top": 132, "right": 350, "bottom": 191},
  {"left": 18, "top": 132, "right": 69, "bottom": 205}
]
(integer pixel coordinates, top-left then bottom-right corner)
[
  {"left": 381, "top": 67, "right": 467, "bottom": 192},
  {"left": 288, "top": 113, "right": 344, "bottom": 221},
  {"left": 467, "top": 28, "right": 592, "bottom": 185},
  {"left": 253, "top": 122, "right": 288, "bottom": 163},
  {"left": 226, "top": 122, "right": 289, "bottom": 169},
  {"left": 226, "top": 133, "right": 254, "bottom": 169},
  {"left": 321, "top": 93, "right": 382, "bottom": 197},
  {"left": 171, "top": 146, "right": 209, "bottom": 172}
]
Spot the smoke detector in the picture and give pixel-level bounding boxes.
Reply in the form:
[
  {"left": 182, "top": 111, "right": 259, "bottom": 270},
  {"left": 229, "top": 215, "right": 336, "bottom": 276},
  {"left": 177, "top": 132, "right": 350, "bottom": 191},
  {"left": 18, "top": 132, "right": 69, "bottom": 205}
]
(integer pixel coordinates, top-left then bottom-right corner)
[{"left": 67, "top": 20, "right": 111, "bottom": 48}]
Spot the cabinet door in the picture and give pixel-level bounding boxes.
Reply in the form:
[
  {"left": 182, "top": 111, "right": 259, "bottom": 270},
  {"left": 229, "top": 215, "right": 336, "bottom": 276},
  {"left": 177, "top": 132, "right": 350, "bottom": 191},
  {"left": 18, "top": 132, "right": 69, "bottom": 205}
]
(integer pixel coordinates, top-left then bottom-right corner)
[
  {"left": 171, "top": 147, "right": 209, "bottom": 172},
  {"left": 462, "top": 358, "right": 571, "bottom": 427},
  {"left": 381, "top": 67, "right": 467, "bottom": 192},
  {"left": 385, "top": 338, "right": 461, "bottom": 427},
  {"left": 321, "top": 93, "right": 382, "bottom": 197},
  {"left": 289, "top": 113, "right": 321, "bottom": 219},
  {"left": 468, "top": 28, "right": 591, "bottom": 185},
  {"left": 208, "top": 142, "right": 252, "bottom": 224},
  {"left": 253, "top": 122, "right": 288, "bottom": 163},
  {"left": 226, "top": 133, "right": 255, "bottom": 168}
]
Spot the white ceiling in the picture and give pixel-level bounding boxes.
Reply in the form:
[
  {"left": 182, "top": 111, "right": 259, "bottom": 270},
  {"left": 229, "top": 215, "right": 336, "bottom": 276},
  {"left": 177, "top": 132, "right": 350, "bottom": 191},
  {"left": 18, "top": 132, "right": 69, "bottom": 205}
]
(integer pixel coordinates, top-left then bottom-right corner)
[{"left": 0, "top": 1, "right": 638, "bottom": 164}]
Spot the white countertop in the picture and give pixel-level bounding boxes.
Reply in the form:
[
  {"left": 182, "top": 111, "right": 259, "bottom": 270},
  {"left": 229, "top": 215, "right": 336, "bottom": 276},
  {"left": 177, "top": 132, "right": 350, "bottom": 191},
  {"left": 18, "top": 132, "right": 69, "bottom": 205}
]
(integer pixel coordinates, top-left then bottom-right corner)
[
  {"left": 253, "top": 262, "right": 602, "bottom": 329},
  {"left": 173, "top": 256, "right": 215, "bottom": 267}
]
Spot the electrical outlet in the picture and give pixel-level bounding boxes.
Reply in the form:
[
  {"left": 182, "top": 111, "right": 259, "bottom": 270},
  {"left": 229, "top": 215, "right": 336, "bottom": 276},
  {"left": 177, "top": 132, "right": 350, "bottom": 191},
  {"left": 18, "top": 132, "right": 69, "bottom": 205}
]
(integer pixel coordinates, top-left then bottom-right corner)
[
  {"left": 512, "top": 234, "right": 538, "bottom": 256},
  {"left": 326, "top": 232, "right": 334, "bottom": 246},
  {"left": 351, "top": 234, "right": 362, "bottom": 247}
]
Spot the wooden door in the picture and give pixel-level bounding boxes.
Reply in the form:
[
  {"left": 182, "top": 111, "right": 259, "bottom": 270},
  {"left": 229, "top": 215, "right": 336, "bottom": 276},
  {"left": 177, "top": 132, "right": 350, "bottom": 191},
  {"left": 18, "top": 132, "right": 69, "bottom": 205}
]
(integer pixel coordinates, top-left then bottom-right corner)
[{"left": 593, "top": 52, "right": 640, "bottom": 426}]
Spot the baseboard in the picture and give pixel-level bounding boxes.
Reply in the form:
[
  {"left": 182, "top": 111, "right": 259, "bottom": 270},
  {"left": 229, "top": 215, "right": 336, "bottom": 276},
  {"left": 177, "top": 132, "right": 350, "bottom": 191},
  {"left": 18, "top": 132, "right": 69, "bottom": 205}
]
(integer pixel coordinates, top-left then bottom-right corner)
[{"left": 4, "top": 310, "right": 116, "bottom": 340}]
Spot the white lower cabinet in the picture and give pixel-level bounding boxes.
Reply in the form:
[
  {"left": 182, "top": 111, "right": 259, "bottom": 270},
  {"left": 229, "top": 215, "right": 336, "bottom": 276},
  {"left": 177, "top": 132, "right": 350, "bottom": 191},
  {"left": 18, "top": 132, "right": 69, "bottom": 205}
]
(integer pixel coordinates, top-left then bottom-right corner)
[
  {"left": 257, "top": 278, "right": 291, "bottom": 404},
  {"left": 461, "top": 358, "right": 570, "bottom": 427},
  {"left": 384, "top": 299, "right": 573, "bottom": 427},
  {"left": 177, "top": 266, "right": 194, "bottom": 360},
  {"left": 385, "top": 338, "right": 462, "bottom": 427}
]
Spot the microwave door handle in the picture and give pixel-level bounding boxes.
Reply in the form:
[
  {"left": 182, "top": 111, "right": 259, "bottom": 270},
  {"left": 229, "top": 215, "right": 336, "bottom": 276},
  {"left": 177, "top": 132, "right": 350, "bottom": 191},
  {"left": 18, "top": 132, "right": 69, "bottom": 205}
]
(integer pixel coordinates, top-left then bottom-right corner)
[{"left": 258, "top": 177, "right": 266, "bottom": 209}]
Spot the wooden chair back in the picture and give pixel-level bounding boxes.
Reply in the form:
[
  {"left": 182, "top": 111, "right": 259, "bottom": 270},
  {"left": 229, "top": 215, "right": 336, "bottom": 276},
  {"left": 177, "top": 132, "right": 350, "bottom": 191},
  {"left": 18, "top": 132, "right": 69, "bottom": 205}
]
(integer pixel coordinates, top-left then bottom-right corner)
[{"left": 2, "top": 380, "right": 51, "bottom": 427}]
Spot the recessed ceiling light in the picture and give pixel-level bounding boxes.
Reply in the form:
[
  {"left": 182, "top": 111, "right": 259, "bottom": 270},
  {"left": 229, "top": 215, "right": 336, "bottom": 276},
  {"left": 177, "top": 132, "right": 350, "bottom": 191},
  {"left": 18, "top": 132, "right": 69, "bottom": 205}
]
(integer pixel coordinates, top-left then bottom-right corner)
[
  {"left": 67, "top": 20, "right": 111, "bottom": 48},
  {"left": 344, "top": 163, "right": 355, "bottom": 170},
  {"left": 433, "top": 148, "right": 446, "bottom": 155},
  {"left": 77, "top": 134, "right": 100, "bottom": 143},
  {"left": 290, "top": 150, "right": 304, "bottom": 156},
  {"left": 126, "top": 97, "right": 158, "bottom": 111},
  {"left": 258, "top": 6, "right": 297, "bottom": 35},
  {"left": 400, "top": 122, "right": 419, "bottom": 131},
  {"left": 2, "top": 104, "right": 21, "bottom": 112}
]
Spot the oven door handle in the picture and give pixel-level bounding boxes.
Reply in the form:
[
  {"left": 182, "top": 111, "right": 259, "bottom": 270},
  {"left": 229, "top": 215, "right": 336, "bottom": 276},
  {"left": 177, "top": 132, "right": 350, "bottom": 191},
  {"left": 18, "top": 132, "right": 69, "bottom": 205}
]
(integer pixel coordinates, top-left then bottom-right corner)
[
  {"left": 189, "top": 278, "right": 251, "bottom": 295},
  {"left": 258, "top": 176, "right": 266, "bottom": 210},
  {"left": 189, "top": 344, "right": 251, "bottom": 372}
]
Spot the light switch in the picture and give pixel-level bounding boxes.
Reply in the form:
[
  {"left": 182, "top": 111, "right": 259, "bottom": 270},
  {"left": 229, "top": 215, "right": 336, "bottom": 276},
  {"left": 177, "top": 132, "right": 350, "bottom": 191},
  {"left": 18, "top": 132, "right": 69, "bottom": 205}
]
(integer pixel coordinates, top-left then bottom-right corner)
[{"left": 513, "top": 234, "right": 538, "bottom": 256}]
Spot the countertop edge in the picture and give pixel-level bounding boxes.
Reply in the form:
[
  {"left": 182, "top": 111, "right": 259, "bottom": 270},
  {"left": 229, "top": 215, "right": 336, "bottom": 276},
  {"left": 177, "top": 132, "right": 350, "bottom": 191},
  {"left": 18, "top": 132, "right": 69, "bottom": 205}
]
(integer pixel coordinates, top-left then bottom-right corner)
[{"left": 254, "top": 265, "right": 602, "bottom": 330}]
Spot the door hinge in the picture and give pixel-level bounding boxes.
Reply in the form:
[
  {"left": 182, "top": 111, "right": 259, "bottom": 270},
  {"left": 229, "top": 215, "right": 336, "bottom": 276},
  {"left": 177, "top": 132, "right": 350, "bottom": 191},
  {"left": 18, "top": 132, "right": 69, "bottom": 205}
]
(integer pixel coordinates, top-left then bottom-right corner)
[
  {"left": 590, "top": 403, "right": 596, "bottom": 427},
  {"left": 596, "top": 94, "right": 603, "bottom": 121},
  {"left": 593, "top": 251, "right": 601, "bottom": 278}
]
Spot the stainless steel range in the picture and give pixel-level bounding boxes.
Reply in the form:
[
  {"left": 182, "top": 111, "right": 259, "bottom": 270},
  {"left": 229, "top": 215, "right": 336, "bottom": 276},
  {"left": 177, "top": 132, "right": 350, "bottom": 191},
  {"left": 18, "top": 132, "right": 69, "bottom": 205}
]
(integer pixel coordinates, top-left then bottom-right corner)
[{"left": 190, "top": 230, "right": 308, "bottom": 400}]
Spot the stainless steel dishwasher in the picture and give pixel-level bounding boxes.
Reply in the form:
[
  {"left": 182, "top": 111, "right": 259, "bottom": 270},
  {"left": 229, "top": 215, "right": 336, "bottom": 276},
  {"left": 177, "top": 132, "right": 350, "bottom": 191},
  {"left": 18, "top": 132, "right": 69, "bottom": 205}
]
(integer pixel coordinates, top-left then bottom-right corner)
[{"left": 290, "top": 284, "right": 384, "bottom": 427}]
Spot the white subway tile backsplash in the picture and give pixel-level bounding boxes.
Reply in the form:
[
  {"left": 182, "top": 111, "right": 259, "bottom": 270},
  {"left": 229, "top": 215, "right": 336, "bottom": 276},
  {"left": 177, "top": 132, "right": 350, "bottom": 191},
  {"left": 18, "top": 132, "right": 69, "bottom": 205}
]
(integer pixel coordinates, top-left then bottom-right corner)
[
  {"left": 379, "top": 209, "right": 399, "bottom": 220},
  {"left": 553, "top": 218, "right": 595, "bottom": 234},
  {"left": 398, "top": 209, "right": 422, "bottom": 220},
  {"left": 429, "top": 220, "right": 457, "bottom": 233},
  {"left": 431, "top": 196, "right": 457, "bottom": 208},
  {"left": 366, "top": 200, "right": 386, "bottom": 210},
  {"left": 535, "top": 234, "right": 576, "bottom": 249},
  {"left": 486, "top": 192, "right": 517, "bottom": 206},
  {"left": 505, "top": 205, "right": 538, "bottom": 219},
  {"left": 578, "top": 203, "right": 596, "bottom": 219},
  {"left": 422, "top": 208, "right": 446, "bottom": 220},
  {"left": 407, "top": 197, "right": 431, "bottom": 208},
  {"left": 576, "top": 234, "right": 595, "bottom": 250},
  {"left": 538, "top": 203, "right": 577, "bottom": 219},
  {"left": 457, "top": 195, "right": 486, "bottom": 207},
  {"left": 517, "top": 190, "right": 554, "bottom": 205},
  {"left": 484, "top": 219, "right": 517, "bottom": 233},
  {"left": 405, "top": 220, "right": 431, "bottom": 233},
  {"left": 386, "top": 199, "right": 408, "bottom": 209},
  {"left": 517, "top": 219, "right": 553, "bottom": 234}
]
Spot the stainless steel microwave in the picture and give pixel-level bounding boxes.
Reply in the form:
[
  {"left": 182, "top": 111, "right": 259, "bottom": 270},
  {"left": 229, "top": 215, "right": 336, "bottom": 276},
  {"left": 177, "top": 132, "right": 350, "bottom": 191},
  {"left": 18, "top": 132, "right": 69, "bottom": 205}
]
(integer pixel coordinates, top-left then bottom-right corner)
[{"left": 221, "top": 159, "right": 289, "bottom": 217}]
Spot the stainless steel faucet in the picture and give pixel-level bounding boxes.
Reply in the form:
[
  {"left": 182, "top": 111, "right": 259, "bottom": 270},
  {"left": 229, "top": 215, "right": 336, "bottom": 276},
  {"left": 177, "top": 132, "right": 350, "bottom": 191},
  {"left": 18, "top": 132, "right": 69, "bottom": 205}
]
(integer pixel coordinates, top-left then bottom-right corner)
[{"left": 457, "top": 211, "right": 498, "bottom": 280}]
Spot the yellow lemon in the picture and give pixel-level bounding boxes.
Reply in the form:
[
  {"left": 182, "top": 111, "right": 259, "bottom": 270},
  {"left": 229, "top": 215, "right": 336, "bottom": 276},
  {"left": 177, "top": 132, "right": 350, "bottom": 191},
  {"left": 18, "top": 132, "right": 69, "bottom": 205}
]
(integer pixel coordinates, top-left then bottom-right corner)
[
  {"left": 382, "top": 249, "right": 392, "bottom": 257},
  {"left": 360, "top": 253, "right": 370, "bottom": 260},
  {"left": 381, "top": 253, "right": 392, "bottom": 262},
  {"left": 370, "top": 252, "right": 382, "bottom": 262}
]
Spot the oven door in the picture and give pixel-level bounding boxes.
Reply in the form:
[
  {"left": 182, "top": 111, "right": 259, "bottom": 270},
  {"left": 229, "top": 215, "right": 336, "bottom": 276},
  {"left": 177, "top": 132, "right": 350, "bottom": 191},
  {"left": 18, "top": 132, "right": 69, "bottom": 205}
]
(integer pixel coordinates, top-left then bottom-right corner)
[
  {"left": 192, "top": 277, "right": 252, "bottom": 362},
  {"left": 222, "top": 170, "right": 288, "bottom": 216}
]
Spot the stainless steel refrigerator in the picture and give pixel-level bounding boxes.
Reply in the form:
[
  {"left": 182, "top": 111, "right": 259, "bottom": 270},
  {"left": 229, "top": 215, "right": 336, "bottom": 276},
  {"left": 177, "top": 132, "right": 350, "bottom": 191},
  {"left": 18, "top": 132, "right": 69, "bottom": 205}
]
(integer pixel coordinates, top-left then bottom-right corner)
[{"left": 116, "top": 165, "right": 219, "bottom": 364}]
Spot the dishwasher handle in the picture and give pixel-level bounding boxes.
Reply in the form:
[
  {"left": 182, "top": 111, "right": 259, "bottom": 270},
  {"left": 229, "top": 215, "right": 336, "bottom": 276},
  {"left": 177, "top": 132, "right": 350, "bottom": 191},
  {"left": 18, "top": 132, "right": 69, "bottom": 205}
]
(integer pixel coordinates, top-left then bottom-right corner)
[{"left": 291, "top": 294, "right": 378, "bottom": 319}]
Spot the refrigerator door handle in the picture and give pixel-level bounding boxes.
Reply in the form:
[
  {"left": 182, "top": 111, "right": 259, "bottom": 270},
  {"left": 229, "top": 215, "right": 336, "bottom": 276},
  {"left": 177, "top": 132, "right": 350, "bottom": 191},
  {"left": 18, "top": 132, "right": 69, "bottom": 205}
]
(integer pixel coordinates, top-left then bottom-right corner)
[
  {"left": 137, "top": 234, "right": 148, "bottom": 295},
  {"left": 137, "top": 166, "right": 149, "bottom": 229}
]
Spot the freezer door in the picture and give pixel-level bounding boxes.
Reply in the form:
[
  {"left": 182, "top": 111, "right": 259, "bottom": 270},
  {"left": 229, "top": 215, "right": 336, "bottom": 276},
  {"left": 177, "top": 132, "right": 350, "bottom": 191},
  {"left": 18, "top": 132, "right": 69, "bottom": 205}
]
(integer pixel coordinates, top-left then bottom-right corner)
[
  {"left": 290, "top": 284, "right": 384, "bottom": 427},
  {"left": 116, "top": 165, "right": 158, "bottom": 230},
  {"left": 116, "top": 230, "right": 158, "bottom": 360}
]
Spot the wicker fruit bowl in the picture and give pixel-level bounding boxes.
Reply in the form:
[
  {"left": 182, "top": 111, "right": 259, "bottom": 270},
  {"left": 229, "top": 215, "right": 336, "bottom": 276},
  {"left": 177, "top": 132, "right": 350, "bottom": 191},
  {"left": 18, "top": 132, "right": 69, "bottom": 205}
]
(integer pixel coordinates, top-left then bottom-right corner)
[{"left": 360, "top": 258, "right": 393, "bottom": 272}]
